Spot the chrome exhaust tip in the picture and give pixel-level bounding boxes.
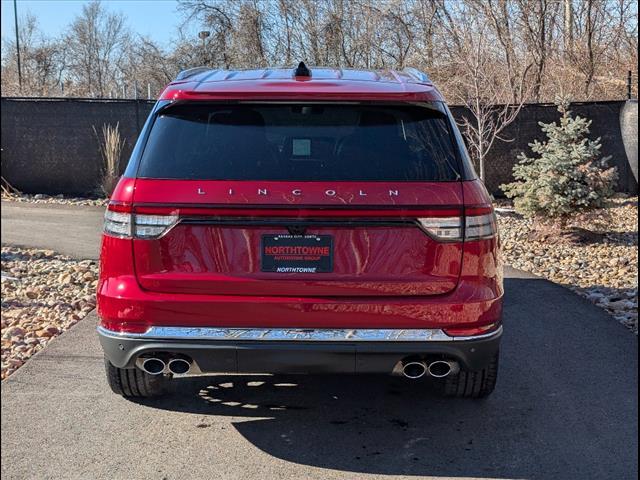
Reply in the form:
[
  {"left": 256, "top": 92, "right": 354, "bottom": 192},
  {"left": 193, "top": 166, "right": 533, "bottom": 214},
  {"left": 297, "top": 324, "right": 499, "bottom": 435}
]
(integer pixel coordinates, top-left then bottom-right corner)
[
  {"left": 402, "top": 361, "right": 428, "bottom": 379},
  {"left": 141, "top": 358, "right": 166, "bottom": 375},
  {"left": 167, "top": 358, "right": 191, "bottom": 375},
  {"left": 427, "top": 360, "right": 458, "bottom": 378}
]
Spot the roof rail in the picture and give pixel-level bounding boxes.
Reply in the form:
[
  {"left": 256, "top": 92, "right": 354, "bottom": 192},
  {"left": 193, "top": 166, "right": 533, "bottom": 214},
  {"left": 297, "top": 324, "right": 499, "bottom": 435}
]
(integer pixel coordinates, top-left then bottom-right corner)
[
  {"left": 175, "top": 66, "right": 213, "bottom": 81},
  {"left": 402, "top": 67, "right": 431, "bottom": 84}
]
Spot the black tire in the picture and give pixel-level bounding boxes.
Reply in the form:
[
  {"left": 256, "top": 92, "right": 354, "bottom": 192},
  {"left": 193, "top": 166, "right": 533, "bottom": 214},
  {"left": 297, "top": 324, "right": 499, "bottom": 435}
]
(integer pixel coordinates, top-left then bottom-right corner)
[
  {"left": 104, "top": 357, "right": 169, "bottom": 398},
  {"left": 439, "top": 351, "right": 499, "bottom": 399}
]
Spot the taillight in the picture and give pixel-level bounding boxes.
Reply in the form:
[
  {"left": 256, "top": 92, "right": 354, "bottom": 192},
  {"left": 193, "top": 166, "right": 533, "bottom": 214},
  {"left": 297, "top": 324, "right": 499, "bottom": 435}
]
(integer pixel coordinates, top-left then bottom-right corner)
[
  {"left": 418, "top": 207, "right": 497, "bottom": 242},
  {"left": 104, "top": 209, "right": 132, "bottom": 238},
  {"left": 465, "top": 211, "right": 497, "bottom": 241},
  {"left": 133, "top": 214, "right": 179, "bottom": 238},
  {"left": 418, "top": 217, "right": 463, "bottom": 241},
  {"left": 103, "top": 204, "right": 178, "bottom": 239}
]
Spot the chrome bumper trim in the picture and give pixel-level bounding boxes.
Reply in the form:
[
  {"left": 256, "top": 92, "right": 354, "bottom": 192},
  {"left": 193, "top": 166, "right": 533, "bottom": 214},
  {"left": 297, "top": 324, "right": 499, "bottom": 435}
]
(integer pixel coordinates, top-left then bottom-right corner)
[{"left": 97, "top": 325, "right": 502, "bottom": 342}]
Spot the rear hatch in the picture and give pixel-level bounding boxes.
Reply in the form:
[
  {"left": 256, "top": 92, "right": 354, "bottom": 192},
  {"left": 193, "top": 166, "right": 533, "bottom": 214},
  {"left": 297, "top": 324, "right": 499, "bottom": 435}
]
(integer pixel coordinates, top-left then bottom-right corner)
[{"left": 131, "top": 103, "right": 465, "bottom": 297}]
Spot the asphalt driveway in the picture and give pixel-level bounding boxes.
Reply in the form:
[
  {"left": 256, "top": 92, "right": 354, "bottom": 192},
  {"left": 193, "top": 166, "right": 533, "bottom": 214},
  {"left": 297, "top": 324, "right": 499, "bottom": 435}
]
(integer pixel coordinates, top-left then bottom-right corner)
[
  {"left": 1, "top": 201, "right": 637, "bottom": 480},
  {"left": 1, "top": 201, "right": 104, "bottom": 259}
]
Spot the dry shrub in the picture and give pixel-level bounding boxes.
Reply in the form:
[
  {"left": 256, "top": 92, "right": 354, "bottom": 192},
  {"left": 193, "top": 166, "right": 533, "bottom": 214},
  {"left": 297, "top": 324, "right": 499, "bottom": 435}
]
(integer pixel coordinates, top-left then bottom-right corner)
[
  {"left": 94, "top": 123, "right": 125, "bottom": 197},
  {"left": 1, "top": 177, "right": 21, "bottom": 196},
  {"left": 1, "top": 148, "right": 21, "bottom": 197}
]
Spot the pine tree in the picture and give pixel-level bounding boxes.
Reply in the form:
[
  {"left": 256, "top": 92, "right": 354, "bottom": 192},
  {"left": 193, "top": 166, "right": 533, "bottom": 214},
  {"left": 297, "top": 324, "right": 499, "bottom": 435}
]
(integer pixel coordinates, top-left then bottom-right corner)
[{"left": 501, "top": 99, "right": 617, "bottom": 230}]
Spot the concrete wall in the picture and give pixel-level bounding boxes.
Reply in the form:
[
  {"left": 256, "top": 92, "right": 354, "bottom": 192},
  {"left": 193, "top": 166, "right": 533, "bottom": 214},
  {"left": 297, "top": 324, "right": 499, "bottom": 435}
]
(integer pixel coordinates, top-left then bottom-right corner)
[{"left": 1, "top": 97, "right": 637, "bottom": 196}]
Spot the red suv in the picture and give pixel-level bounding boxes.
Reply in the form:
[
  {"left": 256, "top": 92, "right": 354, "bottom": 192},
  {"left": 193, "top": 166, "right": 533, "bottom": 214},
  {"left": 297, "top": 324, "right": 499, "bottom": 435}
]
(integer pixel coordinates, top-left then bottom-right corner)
[{"left": 98, "top": 64, "right": 503, "bottom": 399}]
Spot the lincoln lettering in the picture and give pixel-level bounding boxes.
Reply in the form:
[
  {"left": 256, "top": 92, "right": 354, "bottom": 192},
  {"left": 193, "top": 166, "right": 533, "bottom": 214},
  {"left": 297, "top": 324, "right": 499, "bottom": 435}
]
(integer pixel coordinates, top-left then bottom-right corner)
[{"left": 196, "top": 188, "right": 400, "bottom": 197}]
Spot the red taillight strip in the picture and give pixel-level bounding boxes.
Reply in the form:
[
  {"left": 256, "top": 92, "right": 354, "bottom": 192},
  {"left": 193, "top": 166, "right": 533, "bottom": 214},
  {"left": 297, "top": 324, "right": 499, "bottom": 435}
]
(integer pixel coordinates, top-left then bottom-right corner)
[
  {"left": 132, "top": 206, "right": 464, "bottom": 218},
  {"left": 107, "top": 201, "right": 133, "bottom": 213},
  {"left": 106, "top": 202, "right": 498, "bottom": 242},
  {"left": 464, "top": 205, "right": 493, "bottom": 216}
]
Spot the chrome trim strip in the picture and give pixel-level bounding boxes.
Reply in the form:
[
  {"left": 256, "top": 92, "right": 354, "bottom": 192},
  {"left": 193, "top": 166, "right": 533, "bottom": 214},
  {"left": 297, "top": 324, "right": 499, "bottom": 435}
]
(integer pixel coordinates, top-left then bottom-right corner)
[{"left": 97, "top": 325, "right": 502, "bottom": 342}]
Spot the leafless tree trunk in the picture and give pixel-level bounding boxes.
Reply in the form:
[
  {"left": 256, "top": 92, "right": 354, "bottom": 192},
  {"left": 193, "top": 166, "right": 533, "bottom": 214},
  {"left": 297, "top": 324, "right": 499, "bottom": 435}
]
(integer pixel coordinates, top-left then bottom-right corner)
[
  {"left": 584, "top": 0, "right": 596, "bottom": 97},
  {"left": 564, "top": 0, "right": 574, "bottom": 57},
  {"left": 517, "top": 0, "right": 557, "bottom": 102}
]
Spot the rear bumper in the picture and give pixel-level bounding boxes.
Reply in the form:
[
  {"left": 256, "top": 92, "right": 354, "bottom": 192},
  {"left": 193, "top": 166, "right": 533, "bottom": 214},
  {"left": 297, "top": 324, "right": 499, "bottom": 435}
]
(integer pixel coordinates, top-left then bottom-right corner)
[
  {"left": 98, "top": 325, "right": 502, "bottom": 374},
  {"left": 97, "top": 275, "right": 503, "bottom": 332}
]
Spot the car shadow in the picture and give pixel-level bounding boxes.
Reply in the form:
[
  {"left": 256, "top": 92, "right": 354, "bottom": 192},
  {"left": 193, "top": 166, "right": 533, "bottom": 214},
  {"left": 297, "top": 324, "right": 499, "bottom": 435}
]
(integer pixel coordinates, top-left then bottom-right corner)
[{"left": 133, "top": 276, "right": 637, "bottom": 479}]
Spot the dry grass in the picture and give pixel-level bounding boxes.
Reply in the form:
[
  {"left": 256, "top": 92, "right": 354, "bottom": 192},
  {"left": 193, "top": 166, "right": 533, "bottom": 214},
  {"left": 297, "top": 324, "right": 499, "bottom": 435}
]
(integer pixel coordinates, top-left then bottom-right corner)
[
  {"left": 1, "top": 177, "right": 21, "bottom": 197},
  {"left": 94, "top": 123, "right": 125, "bottom": 197}
]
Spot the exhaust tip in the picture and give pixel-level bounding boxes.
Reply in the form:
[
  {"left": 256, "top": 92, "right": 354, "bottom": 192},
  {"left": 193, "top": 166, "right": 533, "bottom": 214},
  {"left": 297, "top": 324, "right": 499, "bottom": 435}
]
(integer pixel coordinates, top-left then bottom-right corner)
[
  {"left": 141, "top": 358, "right": 166, "bottom": 375},
  {"left": 428, "top": 360, "right": 454, "bottom": 378},
  {"left": 167, "top": 358, "right": 191, "bottom": 375},
  {"left": 402, "top": 361, "right": 427, "bottom": 379}
]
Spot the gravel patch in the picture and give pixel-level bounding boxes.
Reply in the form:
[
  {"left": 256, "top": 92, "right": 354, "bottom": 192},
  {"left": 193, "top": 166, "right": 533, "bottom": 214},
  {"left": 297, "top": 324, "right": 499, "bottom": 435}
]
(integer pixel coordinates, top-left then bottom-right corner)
[
  {"left": 1, "top": 247, "right": 98, "bottom": 380},
  {"left": 497, "top": 196, "right": 638, "bottom": 334},
  {"left": 1, "top": 192, "right": 107, "bottom": 207}
]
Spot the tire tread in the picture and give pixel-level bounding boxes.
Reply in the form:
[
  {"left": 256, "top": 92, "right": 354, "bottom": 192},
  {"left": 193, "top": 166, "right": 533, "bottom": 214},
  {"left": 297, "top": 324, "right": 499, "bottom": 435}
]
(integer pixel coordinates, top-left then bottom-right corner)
[
  {"left": 104, "top": 357, "right": 168, "bottom": 398},
  {"left": 442, "top": 351, "right": 499, "bottom": 399}
]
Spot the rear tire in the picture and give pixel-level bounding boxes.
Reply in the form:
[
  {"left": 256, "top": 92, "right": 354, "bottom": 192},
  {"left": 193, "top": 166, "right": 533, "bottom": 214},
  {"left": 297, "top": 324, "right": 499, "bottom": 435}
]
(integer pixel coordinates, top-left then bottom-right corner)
[
  {"left": 104, "top": 357, "right": 169, "bottom": 398},
  {"left": 439, "top": 351, "right": 499, "bottom": 399}
]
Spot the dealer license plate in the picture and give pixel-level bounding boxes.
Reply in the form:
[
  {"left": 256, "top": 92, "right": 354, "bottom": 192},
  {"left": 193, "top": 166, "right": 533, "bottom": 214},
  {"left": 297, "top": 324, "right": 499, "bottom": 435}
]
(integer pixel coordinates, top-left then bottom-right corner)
[{"left": 261, "top": 234, "right": 333, "bottom": 273}]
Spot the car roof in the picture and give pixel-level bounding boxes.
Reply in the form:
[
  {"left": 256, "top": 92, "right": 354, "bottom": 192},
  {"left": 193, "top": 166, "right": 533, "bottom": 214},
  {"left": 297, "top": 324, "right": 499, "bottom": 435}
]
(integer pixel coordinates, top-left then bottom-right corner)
[{"left": 159, "top": 66, "right": 444, "bottom": 103}]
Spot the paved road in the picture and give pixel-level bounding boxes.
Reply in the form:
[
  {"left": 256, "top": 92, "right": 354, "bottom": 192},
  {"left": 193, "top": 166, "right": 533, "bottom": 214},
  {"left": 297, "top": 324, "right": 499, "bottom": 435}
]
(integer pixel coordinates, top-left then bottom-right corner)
[
  {"left": 1, "top": 201, "right": 104, "bottom": 259},
  {"left": 1, "top": 201, "right": 638, "bottom": 480}
]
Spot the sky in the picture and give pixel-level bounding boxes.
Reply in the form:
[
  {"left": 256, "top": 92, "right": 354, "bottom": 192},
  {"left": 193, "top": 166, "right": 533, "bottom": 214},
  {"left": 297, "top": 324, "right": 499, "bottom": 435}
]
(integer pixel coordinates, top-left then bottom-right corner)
[{"left": 1, "top": 0, "right": 185, "bottom": 48}]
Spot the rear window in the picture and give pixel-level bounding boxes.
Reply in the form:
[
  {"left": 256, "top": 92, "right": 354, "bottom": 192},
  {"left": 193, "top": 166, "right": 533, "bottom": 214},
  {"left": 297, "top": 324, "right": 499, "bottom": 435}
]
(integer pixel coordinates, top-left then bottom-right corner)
[{"left": 137, "top": 104, "right": 461, "bottom": 181}]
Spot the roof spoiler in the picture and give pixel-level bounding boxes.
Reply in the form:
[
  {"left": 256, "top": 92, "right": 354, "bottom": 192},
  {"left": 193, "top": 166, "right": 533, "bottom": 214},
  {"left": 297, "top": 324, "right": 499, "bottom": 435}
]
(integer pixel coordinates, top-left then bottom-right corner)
[
  {"left": 402, "top": 67, "right": 431, "bottom": 84},
  {"left": 174, "top": 67, "right": 214, "bottom": 81},
  {"left": 173, "top": 66, "right": 431, "bottom": 84}
]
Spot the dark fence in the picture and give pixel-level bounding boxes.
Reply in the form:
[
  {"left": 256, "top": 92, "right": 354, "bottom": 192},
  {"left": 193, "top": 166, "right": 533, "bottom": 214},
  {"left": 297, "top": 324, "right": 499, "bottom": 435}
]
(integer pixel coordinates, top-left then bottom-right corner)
[
  {"left": 1, "top": 98, "right": 154, "bottom": 196},
  {"left": 450, "top": 100, "right": 638, "bottom": 194},
  {"left": 1, "top": 97, "right": 637, "bottom": 196}
]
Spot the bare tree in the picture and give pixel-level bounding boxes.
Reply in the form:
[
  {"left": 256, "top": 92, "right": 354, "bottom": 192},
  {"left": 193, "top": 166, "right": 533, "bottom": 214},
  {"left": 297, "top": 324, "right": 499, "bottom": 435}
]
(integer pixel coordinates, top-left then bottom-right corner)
[
  {"left": 516, "top": 0, "right": 559, "bottom": 102},
  {"left": 121, "top": 37, "right": 175, "bottom": 99},
  {"left": 235, "top": 1, "right": 268, "bottom": 67},
  {"left": 64, "top": 0, "right": 130, "bottom": 97},
  {"left": 439, "top": 4, "right": 532, "bottom": 181},
  {"left": 1, "top": 0, "right": 637, "bottom": 102},
  {"left": 467, "top": 0, "right": 522, "bottom": 102},
  {"left": 410, "top": 0, "right": 440, "bottom": 67},
  {"left": 1, "top": 14, "right": 65, "bottom": 96},
  {"left": 563, "top": 0, "right": 574, "bottom": 57}
]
